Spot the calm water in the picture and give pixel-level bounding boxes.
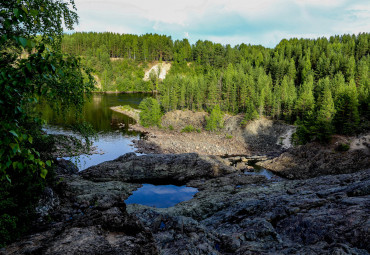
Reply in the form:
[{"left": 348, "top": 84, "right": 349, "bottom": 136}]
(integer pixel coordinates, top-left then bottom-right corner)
[
  {"left": 244, "top": 164, "right": 281, "bottom": 181},
  {"left": 125, "top": 184, "right": 198, "bottom": 208},
  {"left": 41, "top": 93, "right": 151, "bottom": 170}
]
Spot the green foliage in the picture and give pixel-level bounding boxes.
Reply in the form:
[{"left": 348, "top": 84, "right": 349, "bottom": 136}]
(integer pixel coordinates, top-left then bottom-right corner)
[
  {"left": 0, "top": 214, "right": 16, "bottom": 247},
  {"left": 336, "top": 143, "right": 350, "bottom": 152},
  {"left": 333, "top": 79, "right": 360, "bottom": 135},
  {"left": 139, "top": 98, "right": 162, "bottom": 127},
  {"left": 120, "top": 105, "right": 135, "bottom": 112},
  {"left": 241, "top": 100, "right": 259, "bottom": 125},
  {"left": 225, "top": 134, "right": 233, "bottom": 139},
  {"left": 0, "top": 0, "right": 94, "bottom": 246},
  {"left": 206, "top": 105, "right": 224, "bottom": 131},
  {"left": 181, "top": 125, "right": 196, "bottom": 133},
  {"left": 168, "top": 125, "right": 174, "bottom": 130}
]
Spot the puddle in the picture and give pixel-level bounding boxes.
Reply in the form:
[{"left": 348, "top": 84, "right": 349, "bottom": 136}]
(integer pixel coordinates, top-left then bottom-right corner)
[
  {"left": 244, "top": 164, "right": 281, "bottom": 181},
  {"left": 125, "top": 184, "right": 198, "bottom": 208}
]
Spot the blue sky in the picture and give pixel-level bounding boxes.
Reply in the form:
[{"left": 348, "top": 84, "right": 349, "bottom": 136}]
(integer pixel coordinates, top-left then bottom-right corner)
[{"left": 71, "top": 0, "right": 370, "bottom": 48}]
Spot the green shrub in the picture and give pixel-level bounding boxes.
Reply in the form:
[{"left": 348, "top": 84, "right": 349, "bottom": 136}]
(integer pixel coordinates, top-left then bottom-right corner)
[
  {"left": 226, "top": 134, "right": 233, "bottom": 139},
  {"left": 206, "top": 105, "right": 224, "bottom": 131},
  {"left": 168, "top": 125, "right": 174, "bottom": 130},
  {"left": 181, "top": 125, "right": 195, "bottom": 133},
  {"left": 336, "top": 143, "right": 350, "bottom": 152},
  {"left": 139, "top": 98, "right": 162, "bottom": 127},
  {"left": 120, "top": 105, "right": 135, "bottom": 112}
]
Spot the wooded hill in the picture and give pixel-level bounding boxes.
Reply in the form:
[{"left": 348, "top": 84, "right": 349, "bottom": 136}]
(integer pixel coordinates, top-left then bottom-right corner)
[{"left": 62, "top": 32, "right": 369, "bottom": 141}]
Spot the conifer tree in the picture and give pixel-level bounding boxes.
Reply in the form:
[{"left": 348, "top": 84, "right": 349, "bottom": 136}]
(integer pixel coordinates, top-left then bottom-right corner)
[
  {"left": 315, "top": 84, "right": 336, "bottom": 141},
  {"left": 334, "top": 79, "right": 360, "bottom": 134},
  {"left": 206, "top": 105, "right": 224, "bottom": 131}
]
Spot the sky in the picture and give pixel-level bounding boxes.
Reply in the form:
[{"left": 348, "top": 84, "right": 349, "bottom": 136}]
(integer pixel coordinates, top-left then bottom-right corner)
[{"left": 71, "top": 0, "right": 370, "bottom": 48}]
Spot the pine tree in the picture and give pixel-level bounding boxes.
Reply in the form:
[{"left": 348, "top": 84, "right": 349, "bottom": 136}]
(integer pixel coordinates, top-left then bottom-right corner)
[
  {"left": 296, "top": 75, "right": 315, "bottom": 119},
  {"left": 242, "top": 100, "right": 259, "bottom": 124},
  {"left": 333, "top": 79, "right": 360, "bottom": 134},
  {"left": 315, "top": 84, "right": 336, "bottom": 141}
]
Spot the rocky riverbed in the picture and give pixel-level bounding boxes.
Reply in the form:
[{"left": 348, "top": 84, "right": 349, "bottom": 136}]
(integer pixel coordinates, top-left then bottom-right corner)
[
  {"left": 119, "top": 109, "right": 295, "bottom": 156},
  {"left": 3, "top": 153, "right": 369, "bottom": 254}
]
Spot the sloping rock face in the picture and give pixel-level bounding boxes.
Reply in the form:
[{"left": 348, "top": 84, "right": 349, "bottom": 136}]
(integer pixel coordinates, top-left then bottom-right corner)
[
  {"left": 161, "top": 110, "right": 208, "bottom": 130},
  {"left": 80, "top": 152, "right": 235, "bottom": 184},
  {"left": 258, "top": 142, "right": 370, "bottom": 179},
  {"left": 242, "top": 117, "right": 295, "bottom": 155}
]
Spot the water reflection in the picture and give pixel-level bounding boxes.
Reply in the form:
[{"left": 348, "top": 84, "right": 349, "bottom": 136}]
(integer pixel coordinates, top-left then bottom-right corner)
[
  {"left": 39, "top": 93, "right": 152, "bottom": 133},
  {"left": 125, "top": 184, "right": 198, "bottom": 208},
  {"left": 40, "top": 93, "right": 151, "bottom": 170}
]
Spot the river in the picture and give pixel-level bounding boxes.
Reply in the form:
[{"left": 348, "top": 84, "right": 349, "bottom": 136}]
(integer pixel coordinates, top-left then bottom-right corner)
[{"left": 41, "top": 93, "right": 150, "bottom": 170}]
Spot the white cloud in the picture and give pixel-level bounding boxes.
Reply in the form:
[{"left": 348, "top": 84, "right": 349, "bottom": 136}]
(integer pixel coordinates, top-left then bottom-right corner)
[{"left": 71, "top": 0, "right": 370, "bottom": 47}]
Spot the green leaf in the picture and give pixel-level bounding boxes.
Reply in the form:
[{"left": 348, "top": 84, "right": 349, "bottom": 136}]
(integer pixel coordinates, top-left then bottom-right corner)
[
  {"left": 9, "top": 143, "right": 20, "bottom": 153},
  {"left": 19, "top": 37, "right": 28, "bottom": 48},
  {"left": 5, "top": 175, "right": 11, "bottom": 183},
  {"left": 45, "top": 160, "right": 52, "bottom": 167},
  {"left": 28, "top": 136, "right": 33, "bottom": 144},
  {"left": 6, "top": 160, "right": 12, "bottom": 168},
  {"left": 9, "top": 130, "right": 18, "bottom": 138},
  {"left": 22, "top": 5, "right": 28, "bottom": 14},
  {"left": 40, "top": 168, "right": 48, "bottom": 179},
  {"left": 21, "top": 134, "right": 28, "bottom": 141},
  {"left": 13, "top": 8, "right": 20, "bottom": 18},
  {"left": 26, "top": 63, "right": 32, "bottom": 72},
  {"left": 12, "top": 162, "right": 18, "bottom": 169},
  {"left": 30, "top": 10, "right": 38, "bottom": 18}
]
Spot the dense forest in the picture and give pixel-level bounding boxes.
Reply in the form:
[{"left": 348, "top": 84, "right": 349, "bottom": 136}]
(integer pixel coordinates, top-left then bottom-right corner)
[{"left": 62, "top": 32, "right": 369, "bottom": 142}]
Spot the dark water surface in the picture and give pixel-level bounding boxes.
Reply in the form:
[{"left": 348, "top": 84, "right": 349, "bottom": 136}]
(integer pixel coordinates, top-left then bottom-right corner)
[
  {"left": 125, "top": 184, "right": 198, "bottom": 208},
  {"left": 244, "top": 164, "right": 281, "bottom": 181},
  {"left": 41, "top": 93, "right": 150, "bottom": 170}
]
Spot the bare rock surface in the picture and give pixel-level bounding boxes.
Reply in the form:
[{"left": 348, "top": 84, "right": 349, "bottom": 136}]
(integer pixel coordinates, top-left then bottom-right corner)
[
  {"left": 80, "top": 152, "right": 236, "bottom": 184},
  {"left": 4, "top": 154, "right": 370, "bottom": 255},
  {"left": 3, "top": 159, "right": 158, "bottom": 255},
  {"left": 128, "top": 169, "right": 370, "bottom": 254},
  {"left": 258, "top": 140, "right": 370, "bottom": 179}
]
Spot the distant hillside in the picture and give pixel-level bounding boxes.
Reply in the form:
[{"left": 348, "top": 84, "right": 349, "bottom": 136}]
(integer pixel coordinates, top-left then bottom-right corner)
[{"left": 62, "top": 32, "right": 369, "bottom": 142}]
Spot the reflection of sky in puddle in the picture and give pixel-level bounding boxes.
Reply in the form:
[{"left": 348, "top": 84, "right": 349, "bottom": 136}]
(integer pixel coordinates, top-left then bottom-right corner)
[
  {"left": 244, "top": 168, "right": 277, "bottom": 180},
  {"left": 125, "top": 184, "right": 198, "bottom": 208}
]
